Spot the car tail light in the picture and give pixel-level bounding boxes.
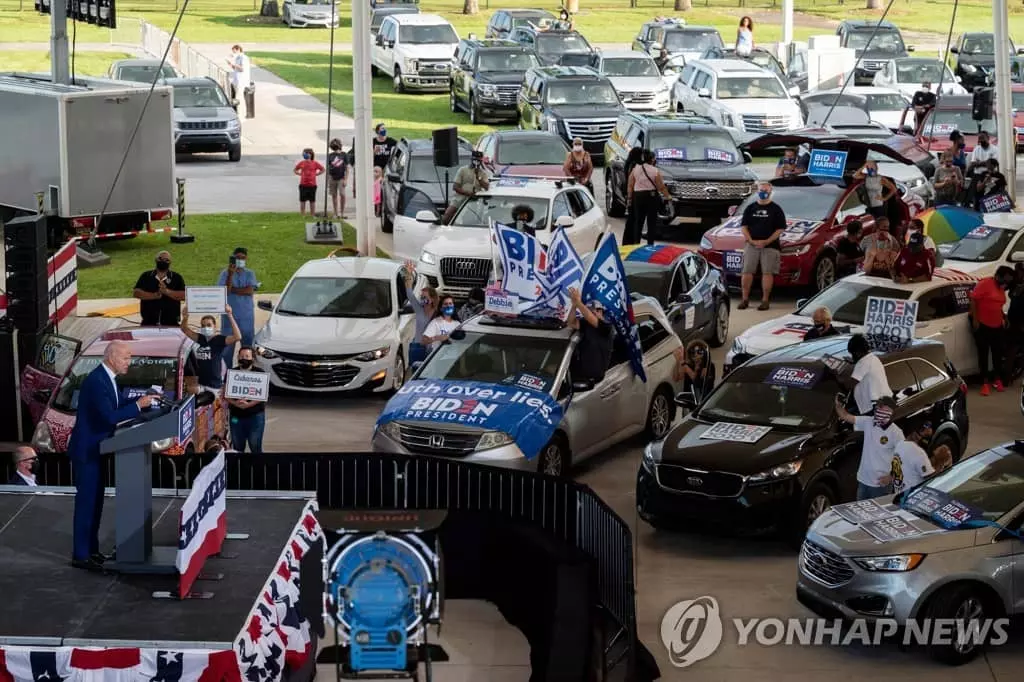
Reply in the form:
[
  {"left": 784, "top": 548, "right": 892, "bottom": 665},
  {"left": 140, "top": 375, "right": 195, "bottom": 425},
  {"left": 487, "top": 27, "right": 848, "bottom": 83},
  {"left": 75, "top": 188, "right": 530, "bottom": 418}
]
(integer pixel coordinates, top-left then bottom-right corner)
[
  {"left": 150, "top": 209, "right": 173, "bottom": 221},
  {"left": 959, "top": 381, "right": 968, "bottom": 395},
  {"left": 70, "top": 216, "right": 95, "bottom": 230}
]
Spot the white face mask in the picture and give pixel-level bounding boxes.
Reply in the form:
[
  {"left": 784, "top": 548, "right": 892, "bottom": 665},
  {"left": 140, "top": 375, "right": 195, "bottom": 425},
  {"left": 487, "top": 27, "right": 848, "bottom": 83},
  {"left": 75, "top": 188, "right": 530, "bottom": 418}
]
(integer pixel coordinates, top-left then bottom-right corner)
[
  {"left": 573, "top": 144, "right": 583, "bottom": 152},
  {"left": 235, "top": 259, "right": 246, "bottom": 269},
  {"left": 201, "top": 326, "right": 216, "bottom": 337}
]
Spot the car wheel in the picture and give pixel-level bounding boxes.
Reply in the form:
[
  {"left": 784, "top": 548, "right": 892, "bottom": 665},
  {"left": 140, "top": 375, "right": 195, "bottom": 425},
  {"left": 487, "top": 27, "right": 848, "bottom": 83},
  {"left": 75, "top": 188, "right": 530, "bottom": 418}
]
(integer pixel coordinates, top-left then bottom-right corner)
[
  {"left": 644, "top": 388, "right": 675, "bottom": 440},
  {"left": 925, "top": 584, "right": 997, "bottom": 665},
  {"left": 228, "top": 144, "right": 241, "bottom": 163},
  {"left": 393, "top": 69, "right": 405, "bottom": 93},
  {"left": 605, "top": 171, "right": 626, "bottom": 218},
  {"left": 537, "top": 434, "right": 569, "bottom": 477},
  {"left": 812, "top": 253, "right": 836, "bottom": 292},
  {"left": 929, "top": 432, "right": 961, "bottom": 465},
  {"left": 787, "top": 480, "right": 836, "bottom": 545},
  {"left": 389, "top": 352, "right": 406, "bottom": 394},
  {"left": 469, "top": 94, "right": 479, "bottom": 124},
  {"left": 449, "top": 87, "right": 459, "bottom": 113},
  {"left": 709, "top": 298, "right": 729, "bottom": 348}
]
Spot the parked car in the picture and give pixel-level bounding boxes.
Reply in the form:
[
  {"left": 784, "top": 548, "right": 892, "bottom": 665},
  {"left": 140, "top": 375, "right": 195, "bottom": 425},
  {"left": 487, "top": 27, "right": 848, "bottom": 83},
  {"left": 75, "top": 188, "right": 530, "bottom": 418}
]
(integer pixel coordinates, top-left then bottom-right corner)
[
  {"left": 871, "top": 57, "right": 967, "bottom": 97},
  {"left": 106, "top": 58, "right": 179, "bottom": 83},
  {"left": 637, "top": 337, "right": 969, "bottom": 540},
  {"left": 282, "top": 0, "right": 339, "bottom": 28},
  {"left": 164, "top": 77, "right": 242, "bottom": 162},
  {"left": 723, "top": 269, "right": 980, "bottom": 376},
  {"left": 475, "top": 129, "right": 570, "bottom": 179},
  {"left": 25, "top": 328, "right": 231, "bottom": 456},
  {"left": 595, "top": 50, "right": 672, "bottom": 113},
  {"left": 698, "top": 46, "right": 791, "bottom": 89},
  {"left": 507, "top": 25, "right": 597, "bottom": 67},
  {"left": 836, "top": 19, "right": 912, "bottom": 85},
  {"left": 948, "top": 32, "right": 1021, "bottom": 91},
  {"left": 370, "top": 5, "right": 419, "bottom": 36},
  {"left": 898, "top": 94, "right": 1008, "bottom": 154},
  {"left": 371, "top": 13, "right": 459, "bottom": 92},
  {"left": 671, "top": 59, "right": 803, "bottom": 134},
  {"left": 786, "top": 49, "right": 810, "bottom": 93},
  {"left": 633, "top": 18, "right": 723, "bottom": 62},
  {"left": 798, "top": 440, "right": 1024, "bottom": 664},
  {"left": 517, "top": 66, "right": 624, "bottom": 164},
  {"left": 380, "top": 136, "right": 473, "bottom": 233},
  {"left": 799, "top": 87, "right": 911, "bottom": 131},
  {"left": 603, "top": 111, "right": 757, "bottom": 233},
  {"left": 373, "top": 297, "right": 683, "bottom": 476},
  {"left": 485, "top": 8, "right": 555, "bottom": 40},
  {"left": 937, "top": 215, "right": 1024, "bottom": 277},
  {"left": 449, "top": 38, "right": 538, "bottom": 123},
  {"left": 253, "top": 257, "right": 415, "bottom": 393}
]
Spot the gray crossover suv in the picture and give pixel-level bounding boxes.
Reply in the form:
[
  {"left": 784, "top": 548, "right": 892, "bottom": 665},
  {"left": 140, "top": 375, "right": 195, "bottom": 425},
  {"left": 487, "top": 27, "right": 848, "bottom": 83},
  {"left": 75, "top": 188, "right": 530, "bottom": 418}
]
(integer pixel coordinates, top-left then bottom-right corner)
[
  {"left": 797, "top": 440, "right": 1024, "bottom": 665},
  {"left": 165, "top": 77, "right": 242, "bottom": 162}
]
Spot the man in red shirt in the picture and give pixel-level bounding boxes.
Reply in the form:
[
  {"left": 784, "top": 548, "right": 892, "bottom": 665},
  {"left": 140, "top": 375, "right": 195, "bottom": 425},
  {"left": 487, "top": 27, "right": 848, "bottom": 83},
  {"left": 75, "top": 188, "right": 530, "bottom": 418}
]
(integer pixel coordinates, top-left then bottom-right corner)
[
  {"left": 294, "top": 147, "right": 325, "bottom": 216},
  {"left": 970, "top": 266, "right": 1015, "bottom": 396},
  {"left": 892, "top": 232, "right": 934, "bottom": 284}
]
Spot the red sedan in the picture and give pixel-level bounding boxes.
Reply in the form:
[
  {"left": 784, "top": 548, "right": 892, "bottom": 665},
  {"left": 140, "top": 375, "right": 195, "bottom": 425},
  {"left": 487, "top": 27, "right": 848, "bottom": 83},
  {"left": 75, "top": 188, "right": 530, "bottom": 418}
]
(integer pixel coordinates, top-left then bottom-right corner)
[
  {"left": 900, "top": 94, "right": 1016, "bottom": 153},
  {"left": 475, "top": 130, "right": 572, "bottom": 180}
]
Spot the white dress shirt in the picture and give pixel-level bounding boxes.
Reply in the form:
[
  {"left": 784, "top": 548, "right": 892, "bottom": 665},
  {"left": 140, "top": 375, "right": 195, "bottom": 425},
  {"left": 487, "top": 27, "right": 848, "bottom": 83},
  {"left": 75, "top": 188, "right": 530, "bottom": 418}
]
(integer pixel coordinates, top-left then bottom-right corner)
[
  {"left": 101, "top": 362, "right": 120, "bottom": 399},
  {"left": 16, "top": 471, "right": 37, "bottom": 486}
]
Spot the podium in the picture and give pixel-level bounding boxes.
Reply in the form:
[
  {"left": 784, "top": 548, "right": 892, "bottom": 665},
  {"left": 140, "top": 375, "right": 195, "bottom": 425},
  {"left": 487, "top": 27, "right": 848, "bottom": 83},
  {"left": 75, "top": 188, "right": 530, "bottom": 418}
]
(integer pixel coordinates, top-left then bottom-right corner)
[{"left": 99, "top": 396, "right": 196, "bottom": 575}]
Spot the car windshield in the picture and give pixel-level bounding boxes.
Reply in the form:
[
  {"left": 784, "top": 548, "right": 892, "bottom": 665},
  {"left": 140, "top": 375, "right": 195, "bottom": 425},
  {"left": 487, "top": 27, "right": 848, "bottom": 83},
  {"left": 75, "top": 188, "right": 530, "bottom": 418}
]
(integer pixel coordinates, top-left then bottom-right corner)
[
  {"left": 602, "top": 57, "right": 660, "bottom": 77},
  {"left": 452, "top": 195, "right": 549, "bottom": 228},
  {"left": 478, "top": 50, "right": 537, "bottom": 71},
  {"left": 624, "top": 264, "right": 670, "bottom": 300},
  {"left": 938, "top": 227, "right": 1017, "bottom": 262},
  {"left": 117, "top": 64, "right": 177, "bottom": 82},
  {"left": 536, "top": 33, "right": 590, "bottom": 54},
  {"left": 407, "top": 153, "right": 469, "bottom": 182},
  {"left": 512, "top": 13, "right": 552, "bottom": 27},
  {"left": 276, "top": 277, "right": 392, "bottom": 318},
  {"left": 895, "top": 59, "right": 949, "bottom": 84},
  {"left": 372, "top": 9, "right": 416, "bottom": 28},
  {"left": 172, "top": 84, "right": 229, "bottom": 108},
  {"left": 664, "top": 30, "right": 722, "bottom": 52},
  {"left": 745, "top": 53, "right": 784, "bottom": 79},
  {"left": 698, "top": 363, "right": 840, "bottom": 429},
  {"left": 52, "top": 355, "right": 178, "bottom": 413},
  {"left": 798, "top": 281, "right": 911, "bottom": 324},
  {"left": 417, "top": 331, "right": 568, "bottom": 387},
  {"left": 716, "top": 76, "right": 786, "bottom": 99},
  {"left": 925, "top": 108, "right": 997, "bottom": 135},
  {"left": 399, "top": 24, "right": 457, "bottom": 44},
  {"left": 846, "top": 30, "right": 905, "bottom": 53},
  {"left": 962, "top": 35, "right": 995, "bottom": 55},
  {"left": 546, "top": 81, "right": 619, "bottom": 105},
  {"left": 865, "top": 93, "right": 908, "bottom": 110},
  {"left": 903, "top": 447, "right": 1024, "bottom": 523},
  {"left": 648, "top": 130, "right": 741, "bottom": 164},
  {"left": 494, "top": 138, "right": 567, "bottom": 164},
  {"left": 294, "top": 0, "right": 331, "bottom": 4},
  {"left": 734, "top": 184, "right": 843, "bottom": 221}
]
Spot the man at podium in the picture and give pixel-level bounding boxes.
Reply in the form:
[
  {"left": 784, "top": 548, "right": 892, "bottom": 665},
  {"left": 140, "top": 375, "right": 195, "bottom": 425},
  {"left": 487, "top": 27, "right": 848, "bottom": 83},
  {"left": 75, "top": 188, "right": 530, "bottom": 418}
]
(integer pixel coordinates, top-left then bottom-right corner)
[{"left": 68, "top": 341, "right": 156, "bottom": 572}]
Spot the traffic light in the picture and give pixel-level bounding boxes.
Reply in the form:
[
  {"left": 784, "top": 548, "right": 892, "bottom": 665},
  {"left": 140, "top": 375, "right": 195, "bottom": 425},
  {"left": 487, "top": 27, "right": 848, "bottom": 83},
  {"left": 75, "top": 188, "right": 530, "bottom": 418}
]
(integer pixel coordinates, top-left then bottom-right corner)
[{"left": 972, "top": 87, "right": 994, "bottom": 122}]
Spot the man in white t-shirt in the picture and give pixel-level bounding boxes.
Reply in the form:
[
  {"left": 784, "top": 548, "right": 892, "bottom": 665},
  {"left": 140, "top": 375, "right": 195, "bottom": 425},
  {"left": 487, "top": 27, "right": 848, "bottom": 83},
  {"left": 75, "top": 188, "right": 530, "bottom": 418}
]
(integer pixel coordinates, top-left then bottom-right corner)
[
  {"left": 847, "top": 334, "right": 892, "bottom": 415},
  {"left": 836, "top": 395, "right": 904, "bottom": 500},
  {"left": 226, "top": 44, "right": 252, "bottom": 104},
  {"left": 882, "top": 419, "right": 935, "bottom": 494}
]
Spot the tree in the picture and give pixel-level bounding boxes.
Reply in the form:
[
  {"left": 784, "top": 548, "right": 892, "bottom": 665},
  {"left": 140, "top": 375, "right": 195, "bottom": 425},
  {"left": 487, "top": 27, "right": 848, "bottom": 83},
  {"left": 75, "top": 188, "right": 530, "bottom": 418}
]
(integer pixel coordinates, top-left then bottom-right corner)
[
  {"left": 674, "top": 0, "right": 691, "bottom": 9},
  {"left": 462, "top": 0, "right": 479, "bottom": 15},
  {"left": 260, "top": 0, "right": 279, "bottom": 17}
]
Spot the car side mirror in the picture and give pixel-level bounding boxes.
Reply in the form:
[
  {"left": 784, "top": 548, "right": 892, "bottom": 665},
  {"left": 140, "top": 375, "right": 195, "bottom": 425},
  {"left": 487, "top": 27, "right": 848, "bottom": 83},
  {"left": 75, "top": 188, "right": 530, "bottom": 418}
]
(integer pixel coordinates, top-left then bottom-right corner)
[
  {"left": 676, "top": 293, "right": 692, "bottom": 304},
  {"left": 955, "top": 75, "right": 962, "bottom": 83},
  {"left": 950, "top": 47, "right": 959, "bottom": 54},
  {"left": 651, "top": 42, "right": 662, "bottom": 51},
  {"left": 375, "top": 35, "right": 384, "bottom": 46},
  {"left": 33, "top": 388, "right": 52, "bottom": 404},
  {"left": 555, "top": 215, "right": 574, "bottom": 228},
  {"left": 697, "top": 88, "right": 711, "bottom": 98},
  {"left": 675, "top": 391, "right": 697, "bottom": 409},
  {"left": 795, "top": 297, "right": 808, "bottom": 309},
  {"left": 1011, "top": 252, "right": 1024, "bottom": 263},
  {"left": 1018, "top": 48, "right": 1024, "bottom": 55},
  {"left": 900, "top": 125, "right": 914, "bottom": 134},
  {"left": 386, "top": 172, "right": 401, "bottom": 182},
  {"left": 788, "top": 85, "right": 800, "bottom": 97},
  {"left": 572, "top": 379, "right": 595, "bottom": 392},
  {"left": 415, "top": 209, "right": 441, "bottom": 224},
  {"left": 387, "top": 40, "right": 395, "bottom": 49},
  {"left": 742, "top": 151, "right": 753, "bottom": 164},
  {"left": 907, "top": 45, "right": 916, "bottom": 52},
  {"left": 257, "top": 299, "right": 274, "bottom": 311}
]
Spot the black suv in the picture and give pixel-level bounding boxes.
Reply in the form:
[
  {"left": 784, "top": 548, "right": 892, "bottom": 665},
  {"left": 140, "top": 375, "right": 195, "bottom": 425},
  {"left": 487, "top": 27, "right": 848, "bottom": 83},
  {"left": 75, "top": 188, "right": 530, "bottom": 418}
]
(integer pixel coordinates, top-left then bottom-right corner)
[
  {"left": 949, "top": 32, "right": 1021, "bottom": 91},
  {"left": 604, "top": 112, "right": 757, "bottom": 234},
  {"left": 836, "top": 19, "right": 911, "bottom": 85},
  {"left": 636, "top": 336, "right": 970, "bottom": 542},
  {"left": 517, "top": 66, "right": 623, "bottom": 164},
  {"left": 380, "top": 136, "right": 473, "bottom": 233},
  {"left": 484, "top": 8, "right": 554, "bottom": 39},
  {"left": 450, "top": 38, "right": 538, "bottom": 123},
  {"left": 507, "top": 25, "right": 597, "bottom": 67}
]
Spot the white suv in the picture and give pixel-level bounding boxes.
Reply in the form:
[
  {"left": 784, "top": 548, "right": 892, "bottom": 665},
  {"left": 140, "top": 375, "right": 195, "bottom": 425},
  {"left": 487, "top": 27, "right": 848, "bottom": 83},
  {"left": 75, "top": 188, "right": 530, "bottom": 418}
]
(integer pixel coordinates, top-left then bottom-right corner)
[
  {"left": 595, "top": 50, "right": 671, "bottom": 112},
  {"left": 372, "top": 13, "right": 459, "bottom": 93},
  {"left": 671, "top": 59, "right": 803, "bottom": 133},
  {"left": 403, "top": 177, "right": 608, "bottom": 298}
]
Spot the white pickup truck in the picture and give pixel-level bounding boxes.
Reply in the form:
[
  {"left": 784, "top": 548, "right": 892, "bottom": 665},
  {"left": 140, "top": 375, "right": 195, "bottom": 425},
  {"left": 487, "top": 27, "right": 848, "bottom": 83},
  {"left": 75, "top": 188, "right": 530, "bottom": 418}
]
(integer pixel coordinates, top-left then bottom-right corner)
[{"left": 372, "top": 13, "right": 459, "bottom": 93}]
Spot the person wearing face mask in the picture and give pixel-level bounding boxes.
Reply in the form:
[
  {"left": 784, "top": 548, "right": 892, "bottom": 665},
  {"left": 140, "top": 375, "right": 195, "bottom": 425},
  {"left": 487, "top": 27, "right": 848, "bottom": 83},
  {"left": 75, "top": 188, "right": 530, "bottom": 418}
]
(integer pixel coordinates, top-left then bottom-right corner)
[
  {"left": 977, "top": 158, "right": 1012, "bottom": 212},
  {"left": 932, "top": 150, "right": 964, "bottom": 206},
  {"left": 218, "top": 247, "right": 258, "bottom": 367},
  {"left": 965, "top": 131, "right": 998, "bottom": 205},
  {"left": 738, "top": 181, "right": 786, "bottom": 311},
  {"left": 133, "top": 250, "right": 186, "bottom": 326},
  {"left": 674, "top": 340, "right": 716, "bottom": 403},
  {"left": 970, "top": 266, "right": 1014, "bottom": 396},
  {"left": 904, "top": 218, "right": 942, "bottom": 266},
  {"left": 180, "top": 305, "right": 241, "bottom": 393},
  {"left": 803, "top": 306, "right": 840, "bottom": 341},
  {"left": 835, "top": 395, "right": 904, "bottom": 500},
  {"left": 846, "top": 333, "right": 892, "bottom": 415},
  {"left": 568, "top": 287, "right": 614, "bottom": 383},
  {"left": 510, "top": 203, "right": 537, "bottom": 237},
  {"left": 911, "top": 81, "right": 936, "bottom": 128},
  {"left": 294, "top": 147, "right": 325, "bottom": 216},
  {"left": 854, "top": 160, "right": 896, "bottom": 218},
  {"left": 226, "top": 347, "right": 266, "bottom": 454},
  {"left": 459, "top": 287, "right": 486, "bottom": 322},
  {"left": 948, "top": 131, "right": 968, "bottom": 173},
  {"left": 403, "top": 263, "right": 438, "bottom": 363},
  {"left": 879, "top": 418, "right": 935, "bottom": 495},
  {"left": 563, "top": 137, "right": 594, "bottom": 193},
  {"left": 860, "top": 217, "right": 900, "bottom": 276},
  {"left": 423, "top": 296, "right": 460, "bottom": 351},
  {"left": 8, "top": 446, "right": 40, "bottom": 486},
  {"left": 892, "top": 231, "right": 935, "bottom": 284},
  {"left": 372, "top": 123, "right": 397, "bottom": 169},
  {"left": 443, "top": 150, "right": 490, "bottom": 224},
  {"left": 626, "top": 149, "right": 673, "bottom": 246}
]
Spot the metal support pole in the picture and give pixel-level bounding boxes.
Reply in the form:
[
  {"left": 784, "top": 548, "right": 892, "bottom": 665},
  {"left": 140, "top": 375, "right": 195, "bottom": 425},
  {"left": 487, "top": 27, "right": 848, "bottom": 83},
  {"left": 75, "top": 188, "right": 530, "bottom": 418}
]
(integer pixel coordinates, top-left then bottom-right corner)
[
  {"left": 993, "top": 0, "right": 1016, "bottom": 204},
  {"left": 171, "top": 177, "right": 195, "bottom": 243},
  {"left": 50, "top": 0, "right": 70, "bottom": 85},
  {"left": 782, "top": 0, "right": 793, "bottom": 49},
  {"left": 352, "top": 0, "right": 375, "bottom": 257}
]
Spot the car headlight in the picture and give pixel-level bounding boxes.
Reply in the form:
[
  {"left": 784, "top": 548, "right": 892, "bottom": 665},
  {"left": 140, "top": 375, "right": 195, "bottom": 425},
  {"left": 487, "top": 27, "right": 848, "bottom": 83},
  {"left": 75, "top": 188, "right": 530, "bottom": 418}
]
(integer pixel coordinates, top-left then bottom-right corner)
[
  {"left": 722, "top": 113, "right": 736, "bottom": 128},
  {"left": 32, "top": 421, "right": 53, "bottom": 453},
  {"left": 546, "top": 117, "right": 561, "bottom": 134},
  {"left": 700, "top": 236, "right": 713, "bottom": 250},
  {"left": 378, "top": 421, "right": 402, "bottom": 441},
  {"left": 354, "top": 346, "right": 391, "bottom": 362},
  {"left": 853, "top": 554, "right": 926, "bottom": 572},
  {"left": 476, "top": 430, "right": 513, "bottom": 451},
  {"left": 255, "top": 344, "right": 278, "bottom": 359},
  {"left": 962, "top": 64, "right": 977, "bottom": 74},
  {"left": 420, "top": 250, "right": 437, "bottom": 265},
  {"left": 227, "top": 118, "right": 241, "bottom": 131},
  {"left": 478, "top": 83, "right": 498, "bottom": 98},
  {"left": 642, "top": 440, "right": 663, "bottom": 472},
  {"left": 151, "top": 438, "right": 173, "bottom": 452},
  {"left": 781, "top": 244, "right": 810, "bottom": 256},
  {"left": 404, "top": 58, "right": 418, "bottom": 72},
  {"left": 731, "top": 336, "right": 746, "bottom": 354},
  {"left": 746, "top": 460, "right": 802, "bottom": 483}
]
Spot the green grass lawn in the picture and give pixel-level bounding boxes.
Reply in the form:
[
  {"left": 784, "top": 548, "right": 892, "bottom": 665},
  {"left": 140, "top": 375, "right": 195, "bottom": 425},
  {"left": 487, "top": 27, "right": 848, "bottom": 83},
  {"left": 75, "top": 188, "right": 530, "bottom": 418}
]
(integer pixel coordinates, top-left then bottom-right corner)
[
  {"left": 0, "top": 49, "right": 131, "bottom": 74},
  {"left": 77, "top": 213, "right": 378, "bottom": 298}
]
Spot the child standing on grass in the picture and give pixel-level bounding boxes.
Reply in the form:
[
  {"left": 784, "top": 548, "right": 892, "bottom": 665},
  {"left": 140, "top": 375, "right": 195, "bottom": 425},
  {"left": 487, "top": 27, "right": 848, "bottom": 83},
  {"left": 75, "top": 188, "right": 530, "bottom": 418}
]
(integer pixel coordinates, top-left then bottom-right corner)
[
  {"left": 294, "top": 147, "right": 324, "bottom": 217},
  {"left": 373, "top": 166, "right": 383, "bottom": 217}
]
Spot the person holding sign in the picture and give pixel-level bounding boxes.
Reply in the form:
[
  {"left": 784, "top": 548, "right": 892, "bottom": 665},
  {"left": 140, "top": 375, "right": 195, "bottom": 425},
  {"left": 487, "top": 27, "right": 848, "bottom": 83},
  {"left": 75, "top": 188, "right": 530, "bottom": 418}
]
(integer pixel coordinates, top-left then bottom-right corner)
[
  {"left": 568, "top": 287, "right": 613, "bottom": 383},
  {"left": 738, "top": 182, "right": 786, "bottom": 311},
  {"left": 217, "top": 247, "right": 258, "bottom": 367},
  {"left": 226, "top": 346, "right": 266, "bottom": 454},
  {"left": 970, "top": 267, "right": 1014, "bottom": 396},
  {"left": 133, "top": 250, "right": 186, "bottom": 326},
  {"left": 180, "top": 304, "right": 242, "bottom": 393},
  {"left": 835, "top": 395, "right": 904, "bottom": 501}
]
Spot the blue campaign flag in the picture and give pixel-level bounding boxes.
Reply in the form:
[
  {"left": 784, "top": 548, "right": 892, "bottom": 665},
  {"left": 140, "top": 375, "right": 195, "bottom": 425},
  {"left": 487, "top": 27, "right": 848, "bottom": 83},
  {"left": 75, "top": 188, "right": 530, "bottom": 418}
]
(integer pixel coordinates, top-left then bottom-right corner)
[
  {"left": 581, "top": 233, "right": 647, "bottom": 382},
  {"left": 807, "top": 149, "right": 848, "bottom": 178},
  {"left": 523, "top": 227, "right": 584, "bottom": 317},
  {"left": 377, "top": 379, "right": 563, "bottom": 460}
]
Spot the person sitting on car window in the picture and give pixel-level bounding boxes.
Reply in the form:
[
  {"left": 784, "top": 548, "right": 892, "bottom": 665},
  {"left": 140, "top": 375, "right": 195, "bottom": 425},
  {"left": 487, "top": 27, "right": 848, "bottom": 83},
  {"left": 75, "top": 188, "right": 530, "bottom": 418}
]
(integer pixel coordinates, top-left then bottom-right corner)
[
  {"left": 443, "top": 150, "right": 489, "bottom": 224},
  {"left": 911, "top": 81, "right": 936, "bottom": 129},
  {"left": 834, "top": 220, "right": 865, "bottom": 277},
  {"left": 853, "top": 159, "right": 897, "bottom": 218},
  {"left": 567, "top": 287, "right": 613, "bottom": 383},
  {"left": 976, "top": 158, "right": 1012, "bottom": 211},
  {"left": 803, "top": 306, "right": 840, "bottom": 341},
  {"left": 654, "top": 47, "right": 670, "bottom": 71},
  {"left": 511, "top": 203, "right": 537, "bottom": 237},
  {"left": 904, "top": 218, "right": 942, "bottom": 265},
  {"left": 860, "top": 217, "right": 900, "bottom": 276},
  {"left": 846, "top": 333, "right": 893, "bottom": 415},
  {"left": 933, "top": 150, "right": 964, "bottom": 207},
  {"left": 459, "top": 288, "right": 486, "bottom": 322},
  {"left": 774, "top": 148, "right": 804, "bottom": 178},
  {"left": 892, "top": 231, "right": 935, "bottom": 284},
  {"left": 673, "top": 340, "right": 716, "bottom": 403}
]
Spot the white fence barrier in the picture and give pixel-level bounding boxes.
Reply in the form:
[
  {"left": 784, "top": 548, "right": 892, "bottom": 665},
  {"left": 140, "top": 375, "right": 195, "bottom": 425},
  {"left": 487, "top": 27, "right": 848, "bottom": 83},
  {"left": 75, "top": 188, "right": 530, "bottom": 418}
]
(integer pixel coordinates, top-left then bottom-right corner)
[{"left": 111, "top": 18, "right": 232, "bottom": 95}]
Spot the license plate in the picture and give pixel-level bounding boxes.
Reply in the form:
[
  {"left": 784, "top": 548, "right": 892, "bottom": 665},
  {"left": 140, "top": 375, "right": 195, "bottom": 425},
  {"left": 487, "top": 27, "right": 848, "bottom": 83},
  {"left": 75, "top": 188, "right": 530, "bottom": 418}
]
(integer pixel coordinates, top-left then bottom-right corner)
[{"left": 725, "top": 251, "right": 743, "bottom": 272}]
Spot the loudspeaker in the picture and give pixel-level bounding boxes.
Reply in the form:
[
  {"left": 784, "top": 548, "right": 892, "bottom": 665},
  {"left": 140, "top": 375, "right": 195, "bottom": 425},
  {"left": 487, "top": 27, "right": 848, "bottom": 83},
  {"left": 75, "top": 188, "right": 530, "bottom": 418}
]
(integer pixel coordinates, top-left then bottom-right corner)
[
  {"left": 4, "top": 215, "right": 49, "bottom": 333},
  {"left": 972, "top": 87, "right": 994, "bottom": 122},
  {"left": 432, "top": 127, "right": 459, "bottom": 168}
]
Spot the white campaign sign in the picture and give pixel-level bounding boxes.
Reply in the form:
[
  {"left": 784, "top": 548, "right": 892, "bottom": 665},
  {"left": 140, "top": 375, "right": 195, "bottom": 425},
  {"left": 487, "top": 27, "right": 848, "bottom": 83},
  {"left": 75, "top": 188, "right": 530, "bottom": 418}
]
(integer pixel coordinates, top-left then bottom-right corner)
[
  {"left": 699, "top": 422, "right": 772, "bottom": 443},
  {"left": 863, "top": 296, "right": 918, "bottom": 352},
  {"left": 186, "top": 286, "right": 227, "bottom": 314},
  {"left": 485, "top": 288, "right": 519, "bottom": 316},
  {"left": 224, "top": 370, "right": 271, "bottom": 402}
]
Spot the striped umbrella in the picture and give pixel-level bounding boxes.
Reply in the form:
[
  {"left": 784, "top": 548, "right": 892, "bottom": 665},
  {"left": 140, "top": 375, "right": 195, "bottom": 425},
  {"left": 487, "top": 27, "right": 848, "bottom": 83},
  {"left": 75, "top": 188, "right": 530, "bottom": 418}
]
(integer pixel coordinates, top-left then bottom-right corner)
[{"left": 917, "top": 206, "right": 985, "bottom": 245}]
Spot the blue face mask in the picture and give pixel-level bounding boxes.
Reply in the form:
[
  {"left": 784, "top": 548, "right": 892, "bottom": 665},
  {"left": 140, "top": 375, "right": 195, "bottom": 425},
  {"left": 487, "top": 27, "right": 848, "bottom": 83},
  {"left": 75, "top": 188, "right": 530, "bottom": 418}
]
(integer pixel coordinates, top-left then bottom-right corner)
[
  {"left": 302, "top": 152, "right": 311, "bottom": 160},
  {"left": 377, "top": 129, "right": 387, "bottom": 137},
  {"left": 866, "top": 168, "right": 876, "bottom": 176},
  {"left": 442, "top": 305, "right": 455, "bottom": 317},
  {"left": 757, "top": 190, "right": 770, "bottom": 201}
]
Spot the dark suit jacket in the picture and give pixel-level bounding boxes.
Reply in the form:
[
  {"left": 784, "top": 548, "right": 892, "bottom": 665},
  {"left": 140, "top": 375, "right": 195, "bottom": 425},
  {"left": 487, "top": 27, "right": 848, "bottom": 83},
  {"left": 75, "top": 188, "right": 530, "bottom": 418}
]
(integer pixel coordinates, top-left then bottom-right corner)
[
  {"left": 67, "top": 365, "right": 140, "bottom": 464},
  {"left": 7, "top": 474, "right": 29, "bottom": 486}
]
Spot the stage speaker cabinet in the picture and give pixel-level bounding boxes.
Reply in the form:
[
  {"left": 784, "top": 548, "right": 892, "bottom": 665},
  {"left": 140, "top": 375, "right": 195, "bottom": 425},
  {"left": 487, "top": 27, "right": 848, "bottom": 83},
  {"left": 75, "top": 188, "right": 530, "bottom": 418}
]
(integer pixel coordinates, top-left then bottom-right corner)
[
  {"left": 4, "top": 214, "right": 49, "bottom": 333},
  {"left": 98, "top": 0, "right": 116, "bottom": 28},
  {"left": 432, "top": 127, "right": 459, "bottom": 168},
  {"left": 973, "top": 87, "right": 994, "bottom": 122}
]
